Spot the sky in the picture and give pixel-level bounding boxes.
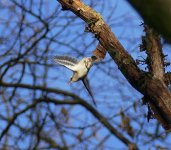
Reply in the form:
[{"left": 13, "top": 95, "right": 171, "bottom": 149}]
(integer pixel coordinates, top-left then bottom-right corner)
[{"left": 0, "top": 0, "right": 171, "bottom": 149}]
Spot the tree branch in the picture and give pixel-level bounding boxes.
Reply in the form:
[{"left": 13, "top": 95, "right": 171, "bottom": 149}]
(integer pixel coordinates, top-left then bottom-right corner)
[
  {"left": 56, "top": 0, "right": 171, "bottom": 130},
  {"left": 58, "top": 0, "right": 142, "bottom": 88},
  {"left": 0, "top": 98, "right": 78, "bottom": 141},
  {"left": 143, "top": 25, "right": 164, "bottom": 80},
  {"left": 92, "top": 43, "right": 106, "bottom": 62},
  {"left": 0, "top": 82, "right": 138, "bottom": 149}
]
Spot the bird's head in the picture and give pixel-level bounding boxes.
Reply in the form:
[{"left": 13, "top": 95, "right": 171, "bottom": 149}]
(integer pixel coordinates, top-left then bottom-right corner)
[{"left": 83, "top": 58, "right": 93, "bottom": 69}]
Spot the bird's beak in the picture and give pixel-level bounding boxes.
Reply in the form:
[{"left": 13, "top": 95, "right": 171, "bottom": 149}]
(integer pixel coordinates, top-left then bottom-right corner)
[{"left": 91, "top": 56, "right": 97, "bottom": 62}]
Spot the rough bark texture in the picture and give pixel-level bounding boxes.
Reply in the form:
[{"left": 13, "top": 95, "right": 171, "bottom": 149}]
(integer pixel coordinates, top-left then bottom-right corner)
[
  {"left": 144, "top": 26, "right": 164, "bottom": 80},
  {"left": 93, "top": 43, "right": 106, "bottom": 62},
  {"left": 165, "top": 72, "right": 171, "bottom": 85},
  {"left": 57, "top": 0, "right": 171, "bottom": 130},
  {"left": 127, "top": 0, "right": 171, "bottom": 44}
]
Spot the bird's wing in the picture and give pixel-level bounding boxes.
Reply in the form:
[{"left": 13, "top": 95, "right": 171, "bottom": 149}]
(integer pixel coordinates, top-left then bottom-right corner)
[
  {"left": 53, "top": 56, "right": 78, "bottom": 71},
  {"left": 82, "top": 77, "right": 97, "bottom": 106}
]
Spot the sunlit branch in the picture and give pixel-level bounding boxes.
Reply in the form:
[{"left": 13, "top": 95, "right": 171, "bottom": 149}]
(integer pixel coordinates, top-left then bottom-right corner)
[{"left": 57, "top": 0, "right": 171, "bottom": 131}]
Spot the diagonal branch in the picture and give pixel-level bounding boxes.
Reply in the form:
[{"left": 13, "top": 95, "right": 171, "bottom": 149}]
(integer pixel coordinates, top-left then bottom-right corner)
[
  {"left": 58, "top": 0, "right": 142, "bottom": 90},
  {"left": 57, "top": 0, "right": 171, "bottom": 130}
]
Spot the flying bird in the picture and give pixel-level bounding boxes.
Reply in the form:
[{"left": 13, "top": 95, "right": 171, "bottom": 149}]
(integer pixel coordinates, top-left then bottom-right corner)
[{"left": 53, "top": 56, "right": 96, "bottom": 106}]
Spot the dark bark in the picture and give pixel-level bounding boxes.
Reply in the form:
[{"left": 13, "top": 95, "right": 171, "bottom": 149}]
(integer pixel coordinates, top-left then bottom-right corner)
[{"left": 57, "top": 0, "right": 171, "bottom": 130}]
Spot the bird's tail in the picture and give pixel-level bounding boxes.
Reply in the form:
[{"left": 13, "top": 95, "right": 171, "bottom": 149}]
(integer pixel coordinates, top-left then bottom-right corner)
[{"left": 82, "top": 77, "right": 97, "bottom": 106}]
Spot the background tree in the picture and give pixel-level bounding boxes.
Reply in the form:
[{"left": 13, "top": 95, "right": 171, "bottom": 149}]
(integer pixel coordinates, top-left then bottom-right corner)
[{"left": 0, "top": 0, "right": 171, "bottom": 149}]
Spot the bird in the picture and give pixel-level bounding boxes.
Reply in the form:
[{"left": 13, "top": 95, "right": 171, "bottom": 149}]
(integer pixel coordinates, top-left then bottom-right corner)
[{"left": 53, "top": 55, "right": 97, "bottom": 106}]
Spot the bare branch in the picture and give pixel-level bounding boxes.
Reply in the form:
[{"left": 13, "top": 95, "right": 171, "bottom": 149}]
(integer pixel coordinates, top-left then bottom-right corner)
[
  {"left": 58, "top": 0, "right": 142, "bottom": 89},
  {"left": 0, "top": 82, "right": 138, "bottom": 149},
  {"left": 0, "top": 98, "right": 78, "bottom": 141},
  {"left": 143, "top": 25, "right": 164, "bottom": 80},
  {"left": 57, "top": 0, "right": 171, "bottom": 130}
]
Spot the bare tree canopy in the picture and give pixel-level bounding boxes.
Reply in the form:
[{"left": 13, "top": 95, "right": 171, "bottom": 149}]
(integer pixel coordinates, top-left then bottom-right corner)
[{"left": 0, "top": 0, "right": 171, "bottom": 149}]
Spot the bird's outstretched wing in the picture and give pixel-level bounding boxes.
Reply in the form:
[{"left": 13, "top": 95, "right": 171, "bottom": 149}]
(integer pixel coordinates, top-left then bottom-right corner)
[
  {"left": 53, "top": 56, "right": 78, "bottom": 71},
  {"left": 82, "top": 77, "right": 96, "bottom": 106}
]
